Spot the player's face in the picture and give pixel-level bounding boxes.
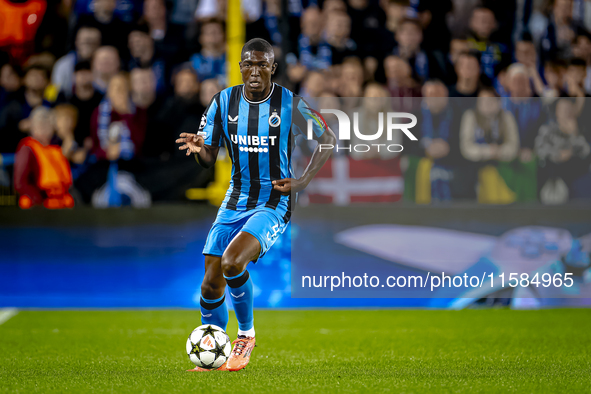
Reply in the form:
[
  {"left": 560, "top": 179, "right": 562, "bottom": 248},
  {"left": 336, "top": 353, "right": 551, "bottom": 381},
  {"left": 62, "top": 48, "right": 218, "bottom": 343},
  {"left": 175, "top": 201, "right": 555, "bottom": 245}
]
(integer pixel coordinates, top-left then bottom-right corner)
[{"left": 240, "top": 50, "right": 276, "bottom": 96}]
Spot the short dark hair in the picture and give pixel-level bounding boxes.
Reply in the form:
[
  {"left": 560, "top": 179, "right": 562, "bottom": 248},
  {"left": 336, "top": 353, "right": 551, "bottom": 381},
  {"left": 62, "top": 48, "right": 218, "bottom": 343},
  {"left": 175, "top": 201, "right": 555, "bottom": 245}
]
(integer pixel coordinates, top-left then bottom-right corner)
[
  {"left": 576, "top": 30, "right": 591, "bottom": 42},
  {"left": 459, "top": 50, "right": 482, "bottom": 64},
  {"left": 473, "top": 6, "right": 495, "bottom": 17},
  {"left": 130, "top": 22, "right": 151, "bottom": 35},
  {"left": 569, "top": 57, "right": 587, "bottom": 68},
  {"left": 478, "top": 85, "right": 499, "bottom": 97},
  {"left": 545, "top": 59, "right": 568, "bottom": 70},
  {"left": 398, "top": 17, "right": 422, "bottom": 30},
  {"left": 1, "top": 62, "right": 23, "bottom": 77},
  {"left": 172, "top": 62, "right": 198, "bottom": 80},
  {"left": 74, "top": 61, "right": 92, "bottom": 72},
  {"left": 494, "top": 58, "right": 512, "bottom": 75},
  {"left": 518, "top": 31, "right": 534, "bottom": 43},
  {"left": 241, "top": 38, "right": 274, "bottom": 59},
  {"left": 24, "top": 64, "right": 49, "bottom": 80}
]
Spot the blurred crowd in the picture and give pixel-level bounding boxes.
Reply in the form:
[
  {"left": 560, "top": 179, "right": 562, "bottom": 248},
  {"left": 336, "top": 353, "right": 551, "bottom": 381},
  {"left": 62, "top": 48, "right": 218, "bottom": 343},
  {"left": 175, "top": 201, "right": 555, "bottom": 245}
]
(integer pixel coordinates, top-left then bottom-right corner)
[{"left": 1, "top": 0, "right": 591, "bottom": 207}]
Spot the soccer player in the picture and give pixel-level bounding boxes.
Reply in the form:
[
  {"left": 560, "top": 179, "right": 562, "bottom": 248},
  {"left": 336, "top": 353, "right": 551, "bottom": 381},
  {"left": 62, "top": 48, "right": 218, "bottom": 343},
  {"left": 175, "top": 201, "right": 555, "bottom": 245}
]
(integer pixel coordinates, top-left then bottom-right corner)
[{"left": 176, "top": 38, "right": 336, "bottom": 371}]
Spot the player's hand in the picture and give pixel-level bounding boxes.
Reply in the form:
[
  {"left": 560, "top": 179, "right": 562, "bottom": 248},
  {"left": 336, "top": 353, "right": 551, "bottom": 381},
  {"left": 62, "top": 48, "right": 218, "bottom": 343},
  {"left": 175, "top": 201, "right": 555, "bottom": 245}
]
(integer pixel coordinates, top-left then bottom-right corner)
[
  {"left": 176, "top": 133, "right": 205, "bottom": 156},
  {"left": 272, "top": 178, "right": 306, "bottom": 195}
]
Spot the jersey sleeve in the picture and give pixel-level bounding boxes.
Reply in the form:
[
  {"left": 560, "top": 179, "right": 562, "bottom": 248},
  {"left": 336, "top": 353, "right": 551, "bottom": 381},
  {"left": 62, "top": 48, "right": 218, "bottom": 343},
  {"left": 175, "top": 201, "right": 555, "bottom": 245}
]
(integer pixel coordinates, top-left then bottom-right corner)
[
  {"left": 198, "top": 93, "right": 223, "bottom": 147},
  {"left": 291, "top": 96, "right": 327, "bottom": 140}
]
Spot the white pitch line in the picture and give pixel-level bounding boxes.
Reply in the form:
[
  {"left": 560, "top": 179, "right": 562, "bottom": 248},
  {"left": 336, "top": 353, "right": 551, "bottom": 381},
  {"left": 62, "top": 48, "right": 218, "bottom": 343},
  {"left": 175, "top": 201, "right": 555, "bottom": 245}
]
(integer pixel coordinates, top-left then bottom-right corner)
[{"left": 0, "top": 308, "right": 18, "bottom": 325}]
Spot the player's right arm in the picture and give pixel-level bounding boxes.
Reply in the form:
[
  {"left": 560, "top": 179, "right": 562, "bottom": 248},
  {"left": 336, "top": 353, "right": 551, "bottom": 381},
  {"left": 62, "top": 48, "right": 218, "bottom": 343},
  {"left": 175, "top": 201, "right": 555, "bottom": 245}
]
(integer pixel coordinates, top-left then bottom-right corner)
[{"left": 176, "top": 93, "right": 223, "bottom": 168}]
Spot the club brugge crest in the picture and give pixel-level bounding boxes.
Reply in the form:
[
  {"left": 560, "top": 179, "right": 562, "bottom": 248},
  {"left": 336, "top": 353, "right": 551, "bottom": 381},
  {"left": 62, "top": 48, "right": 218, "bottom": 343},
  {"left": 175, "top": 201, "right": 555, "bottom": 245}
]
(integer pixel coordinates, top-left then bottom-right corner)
[{"left": 269, "top": 111, "right": 281, "bottom": 127}]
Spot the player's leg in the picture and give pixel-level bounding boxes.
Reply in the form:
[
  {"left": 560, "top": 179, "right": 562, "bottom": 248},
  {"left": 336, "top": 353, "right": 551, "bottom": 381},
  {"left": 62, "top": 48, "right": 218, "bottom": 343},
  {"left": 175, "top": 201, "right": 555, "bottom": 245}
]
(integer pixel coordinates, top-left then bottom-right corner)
[
  {"left": 222, "top": 209, "right": 288, "bottom": 371},
  {"left": 200, "top": 255, "right": 229, "bottom": 331},
  {"left": 221, "top": 231, "right": 260, "bottom": 371},
  {"left": 200, "top": 215, "right": 243, "bottom": 332},
  {"left": 221, "top": 232, "right": 260, "bottom": 337}
]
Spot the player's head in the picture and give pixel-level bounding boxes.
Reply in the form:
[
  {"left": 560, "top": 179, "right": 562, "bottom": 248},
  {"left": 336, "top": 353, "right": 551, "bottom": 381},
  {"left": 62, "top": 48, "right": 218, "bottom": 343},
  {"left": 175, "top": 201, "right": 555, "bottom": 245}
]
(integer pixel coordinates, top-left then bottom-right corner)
[{"left": 239, "top": 38, "right": 277, "bottom": 95}]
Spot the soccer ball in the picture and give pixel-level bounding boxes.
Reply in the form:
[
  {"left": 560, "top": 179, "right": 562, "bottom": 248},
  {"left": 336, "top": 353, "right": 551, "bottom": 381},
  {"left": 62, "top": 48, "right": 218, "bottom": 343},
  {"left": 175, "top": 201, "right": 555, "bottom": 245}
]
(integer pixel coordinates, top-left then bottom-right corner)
[{"left": 186, "top": 324, "right": 231, "bottom": 369}]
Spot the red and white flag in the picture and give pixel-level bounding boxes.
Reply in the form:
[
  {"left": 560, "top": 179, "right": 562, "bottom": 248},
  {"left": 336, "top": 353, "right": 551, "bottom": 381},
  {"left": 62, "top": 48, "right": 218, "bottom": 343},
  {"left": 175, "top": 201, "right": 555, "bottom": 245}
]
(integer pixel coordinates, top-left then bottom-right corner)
[{"left": 303, "top": 156, "right": 403, "bottom": 205}]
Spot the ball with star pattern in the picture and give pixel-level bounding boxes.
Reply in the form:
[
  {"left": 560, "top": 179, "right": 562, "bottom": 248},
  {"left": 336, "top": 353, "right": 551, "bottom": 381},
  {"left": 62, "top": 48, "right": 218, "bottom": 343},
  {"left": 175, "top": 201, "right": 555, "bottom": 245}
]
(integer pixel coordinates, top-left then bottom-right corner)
[{"left": 186, "top": 324, "right": 231, "bottom": 369}]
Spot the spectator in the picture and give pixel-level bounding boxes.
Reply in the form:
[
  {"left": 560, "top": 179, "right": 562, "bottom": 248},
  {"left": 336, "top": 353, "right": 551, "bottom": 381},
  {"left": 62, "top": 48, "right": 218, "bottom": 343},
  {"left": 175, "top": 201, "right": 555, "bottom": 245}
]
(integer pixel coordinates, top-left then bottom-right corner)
[
  {"left": 128, "top": 23, "right": 167, "bottom": 94},
  {"left": 90, "top": 72, "right": 146, "bottom": 162},
  {"left": 0, "top": 0, "right": 46, "bottom": 65},
  {"left": 142, "top": 0, "right": 185, "bottom": 63},
  {"left": 54, "top": 104, "right": 89, "bottom": 165},
  {"left": 152, "top": 66, "right": 203, "bottom": 158},
  {"left": 33, "top": 0, "right": 70, "bottom": 57},
  {"left": 0, "top": 63, "right": 22, "bottom": 108},
  {"left": 419, "top": 81, "right": 454, "bottom": 164},
  {"left": 92, "top": 46, "right": 121, "bottom": 94},
  {"left": 323, "top": 12, "right": 357, "bottom": 66},
  {"left": 493, "top": 61, "right": 512, "bottom": 98},
  {"left": 384, "top": 55, "right": 420, "bottom": 110},
  {"left": 384, "top": 0, "right": 409, "bottom": 34},
  {"left": 347, "top": 0, "right": 386, "bottom": 60},
  {"left": 13, "top": 106, "right": 74, "bottom": 209},
  {"left": 409, "top": 80, "right": 456, "bottom": 203},
  {"left": 460, "top": 88, "right": 519, "bottom": 164},
  {"left": 565, "top": 58, "right": 589, "bottom": 98},
  {"left": 448, "top": 52, "right": 481, "bottom": 98},
  {"left": 414, "top": 0, "right": 453, "bottom": 53},
  {"left": 0, "top": 65, "right": 51, "bottom": 153},
  {"left": 130, "top": 67, "right": 164, "bottom": 158},
  {"left": 73, "top": 0, "right": 141, "bottom": 24},
  {"left": 535, "top": 98, "right": 591, "bottom": 204},
  {"left": 170, "top": 0, "right": 200, "bottom": 26},
  {"left": 515, "top": 35, "right": 537, "bottom": 70},
  {"left": 512, "top": 33, "right": 548, "bottom": 98},
  {"left": 322, "top": 0, "right": 347, "bottom": 16},
  {"left": 572, "top": 32, "right": 591, "bottom": 95},
  {"left": 130, "top": 68, "right": 158, "bottom": 110},
  {"left": 543, "top": 59, "right": 567, "bottom": 98},
  {"left": 51, "top": 26, "right": 101, "bottom": 99},
  {"left": 539, "top": 0, "right": 585, "bottom": 65},
  {"left": 139, "top": 66, "right": 210, "bottom": 201},
  {"left": 350, "top": 83, "right": 397, "bottom": 160},
  {"left": 391, "top": 18, "right": 434, "bottom": 83},
  {"left": 299, "top": 71, "right": 326, "bottom": 98},
  {"left": 76, "top": 72, "right": 147, "bottom": 203},
  {"left": 199, "top": 78, "right": 223, "bottom": 109},
  {"left": 449, "top": 37, "right": 470, "bottom": 67},
  {"left": 75, "top": 0, "right": 130, "bottom": 54},
  {"left": 56, "top": 61, "right": 104, "bottom": 148},
  {"left": 504, "top": 64, "right": 544, "bottom": 152},
  {"left": 338, "top": 58, "right": 364, "bottom": 98},
  {"left": 294, "top": 7, "right": 330, "bottom": 73},
  {"left": 502, "top": 64, "right": 543, "bottom": 201},
  {"left": 460, "top": 88, "right": 520, "bottom": 203},
  {"left": 467, "top": 7, "right": 509, "bottom": 80},
  {"left": 190, "top": 20, "right": 226, "bottom": 85}
]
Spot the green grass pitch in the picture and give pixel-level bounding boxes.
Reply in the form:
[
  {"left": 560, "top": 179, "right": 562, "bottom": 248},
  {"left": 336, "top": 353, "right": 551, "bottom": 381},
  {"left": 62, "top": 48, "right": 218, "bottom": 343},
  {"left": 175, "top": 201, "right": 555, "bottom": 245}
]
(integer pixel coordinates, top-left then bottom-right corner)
[{"left": 1, "top": 309, "right": 590, "bottom": 393}]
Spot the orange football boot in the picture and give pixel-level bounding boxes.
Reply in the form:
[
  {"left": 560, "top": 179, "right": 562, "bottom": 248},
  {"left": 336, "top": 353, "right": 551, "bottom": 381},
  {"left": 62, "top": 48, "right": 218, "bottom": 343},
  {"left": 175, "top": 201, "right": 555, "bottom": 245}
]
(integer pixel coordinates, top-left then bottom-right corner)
[
  {"left": 187, "top": 361, "right": 228, "bottom": 372},
  {"left": 226, "top": 336, "right": 256, "bottom": 371}
]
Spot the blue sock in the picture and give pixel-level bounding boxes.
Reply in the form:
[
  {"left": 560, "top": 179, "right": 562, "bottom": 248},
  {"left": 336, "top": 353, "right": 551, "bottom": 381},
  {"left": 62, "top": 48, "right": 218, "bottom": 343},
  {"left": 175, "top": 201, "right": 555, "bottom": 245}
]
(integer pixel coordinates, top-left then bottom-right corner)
[
  {"left": 224, "top": 270, "right": 254, "bottom": 332},
  {"left": 200, "top": 294, "right": 228, "bottom": 331}
]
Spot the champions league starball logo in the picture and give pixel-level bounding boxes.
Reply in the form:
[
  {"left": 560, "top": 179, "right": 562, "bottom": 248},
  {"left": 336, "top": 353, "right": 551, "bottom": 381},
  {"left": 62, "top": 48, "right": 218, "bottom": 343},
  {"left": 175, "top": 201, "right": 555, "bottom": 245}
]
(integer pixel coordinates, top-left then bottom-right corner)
[{"left": 305, "top": 108, "right": 418, "bottom": 154}]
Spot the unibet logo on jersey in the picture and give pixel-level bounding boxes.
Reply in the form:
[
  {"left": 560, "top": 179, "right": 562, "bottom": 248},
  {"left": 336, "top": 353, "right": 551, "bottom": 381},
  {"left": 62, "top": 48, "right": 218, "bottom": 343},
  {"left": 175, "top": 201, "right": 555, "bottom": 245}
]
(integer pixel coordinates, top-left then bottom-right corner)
[{"left": 230, "top": 134, "right": 278, "bottom": 152}]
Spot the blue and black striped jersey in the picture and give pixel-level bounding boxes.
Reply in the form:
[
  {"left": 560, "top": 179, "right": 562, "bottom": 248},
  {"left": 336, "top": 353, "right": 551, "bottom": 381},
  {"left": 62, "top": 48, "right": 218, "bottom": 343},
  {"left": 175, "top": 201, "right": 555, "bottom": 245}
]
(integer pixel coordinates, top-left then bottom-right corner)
[{"left": 198, "top": 83, "right": 324, "bottom": 221}]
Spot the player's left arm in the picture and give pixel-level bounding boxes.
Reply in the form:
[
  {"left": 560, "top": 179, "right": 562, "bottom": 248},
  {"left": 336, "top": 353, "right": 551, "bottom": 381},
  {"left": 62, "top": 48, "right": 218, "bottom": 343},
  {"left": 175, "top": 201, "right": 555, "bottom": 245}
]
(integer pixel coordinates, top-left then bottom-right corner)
[{"left": 272, "top": 126, "right": 336, "bottom": 195}]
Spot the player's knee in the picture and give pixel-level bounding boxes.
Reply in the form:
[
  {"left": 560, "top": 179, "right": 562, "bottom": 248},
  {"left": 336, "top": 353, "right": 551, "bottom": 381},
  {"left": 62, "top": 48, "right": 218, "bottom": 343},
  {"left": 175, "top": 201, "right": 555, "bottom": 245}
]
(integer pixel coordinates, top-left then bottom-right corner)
[
  {"left": 201, "top": 280, "right": 224, "bottom": 299},
  {"left": 221, "top": 251, "right": 245, "bottom": 278}
]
